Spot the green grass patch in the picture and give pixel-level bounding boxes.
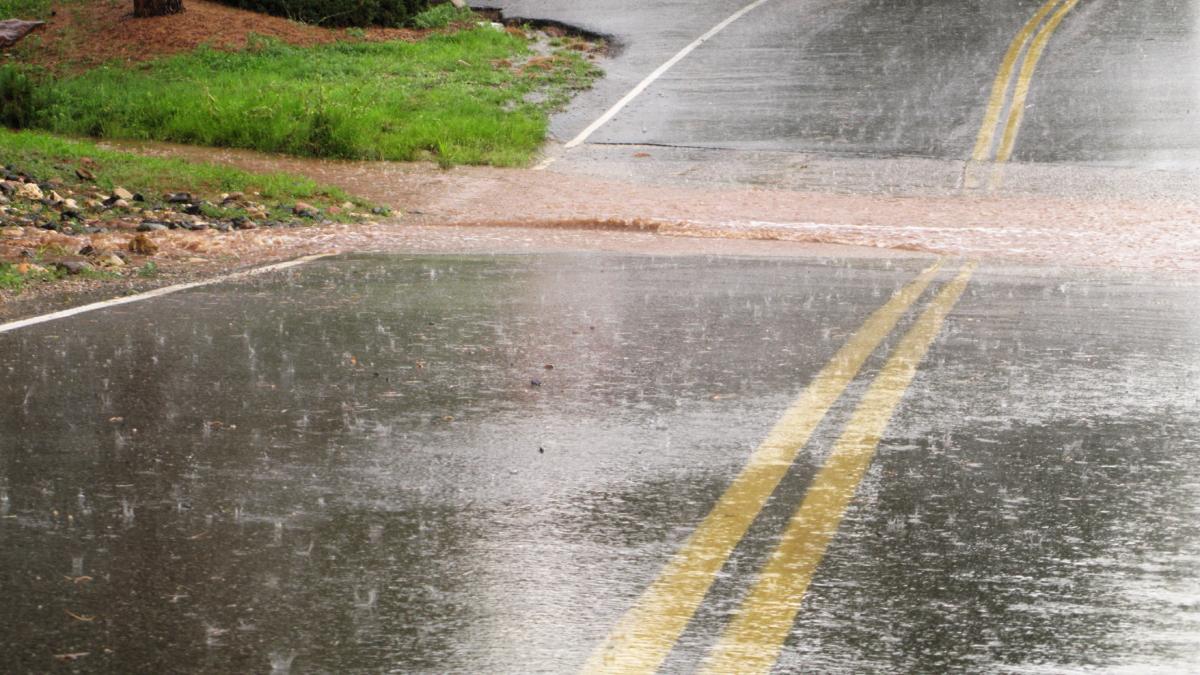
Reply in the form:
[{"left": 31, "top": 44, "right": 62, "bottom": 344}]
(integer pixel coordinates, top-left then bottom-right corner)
[
  {"left": 0, "top": 261, "right": 61, "bottom": 292},
  {"left": 0, "top": 0, "right": 54, "bottom": 20},
  {"left": 75, "top": 266, "right": 121, "bottom": 281},
  {"left": 408, "top": 3, "right": 474, "bottom": 29},
  {"left": 18, "top": 28, "right": 601, "bottom": 166},
  {"left": 0, "top": 262, "right": 28, "bottom": 291},
  {"left": 0, "top": 128, "right": 360, "bottom": 206}
]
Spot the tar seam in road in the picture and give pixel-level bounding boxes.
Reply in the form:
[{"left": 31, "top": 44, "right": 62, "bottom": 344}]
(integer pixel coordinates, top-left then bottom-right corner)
[
  {"left": 703, "top": 262, "right": 977, "bottom": 674},
  {"left": 581, "top": 260, "right": 945, "bottom": 674},
  {"left": 0, "top": 254, "right": 335, "bottom": 335}
]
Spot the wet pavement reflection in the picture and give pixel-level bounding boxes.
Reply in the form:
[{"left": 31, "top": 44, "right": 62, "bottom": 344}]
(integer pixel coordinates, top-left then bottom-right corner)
[{"left": 2, "top": 254, "right": 1198, "bottom": 672}]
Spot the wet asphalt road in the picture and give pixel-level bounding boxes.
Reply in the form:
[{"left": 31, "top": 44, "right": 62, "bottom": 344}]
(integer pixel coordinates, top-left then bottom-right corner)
[
  {"left": 2, "top": 253, "right": 1199, "bottom": 672},
  {"left": 479, "top": 0, "right": 1200, "bottom": 185}
]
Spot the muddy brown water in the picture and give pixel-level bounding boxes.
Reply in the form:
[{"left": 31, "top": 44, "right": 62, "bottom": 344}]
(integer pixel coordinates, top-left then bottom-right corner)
[{"left": 107, "top": 140, "right": 1200, "bottom": 274}]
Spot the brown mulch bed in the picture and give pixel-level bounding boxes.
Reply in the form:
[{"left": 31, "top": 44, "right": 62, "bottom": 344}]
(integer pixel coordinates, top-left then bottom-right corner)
[{"left": 13, "top": 0, "right": 438, "bottom": 71}]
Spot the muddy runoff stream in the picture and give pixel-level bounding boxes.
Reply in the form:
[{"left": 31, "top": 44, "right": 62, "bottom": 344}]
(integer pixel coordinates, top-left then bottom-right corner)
[{"left": 108, "top": 141, "right": 1200, "bottom": 274}]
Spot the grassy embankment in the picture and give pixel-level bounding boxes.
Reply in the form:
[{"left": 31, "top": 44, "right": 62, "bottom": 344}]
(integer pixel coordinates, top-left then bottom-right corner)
[
  {"left": 1, "top": 128, "right": 348, "bottom": 201},
  {"left": 4, "top": 7, "right": 601, "bottom": 166}
]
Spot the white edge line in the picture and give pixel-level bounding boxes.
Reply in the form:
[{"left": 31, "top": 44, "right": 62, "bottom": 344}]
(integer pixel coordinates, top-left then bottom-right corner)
[
  {"left": 0, "top": 253, "right": 336, "bottom": 335},
  {"left": 562, "top": 0, "right": 775, "bottom": 149}
]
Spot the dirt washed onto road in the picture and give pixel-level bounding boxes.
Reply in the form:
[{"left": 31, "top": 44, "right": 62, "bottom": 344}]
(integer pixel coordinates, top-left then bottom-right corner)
[{"left": 109, "top": 141, "right": 1200, "bottom": 274}]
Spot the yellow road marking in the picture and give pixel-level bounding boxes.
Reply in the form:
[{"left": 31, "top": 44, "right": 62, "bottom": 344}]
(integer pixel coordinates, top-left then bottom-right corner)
[
  {"left": 995, "top": 0, "right": 1082, "bottom": 162},
  {"left": 971, "top": 0, "right": 1064, "bottom": 162},
  {"left": 970, "top": 0, "right": 1081, "bottom": 180},
  {"left": 703, "top": 262, "right": 976, "bottom": 675},
  {"left": 581, "top": 261, "right": 943, "bottom": 674}
]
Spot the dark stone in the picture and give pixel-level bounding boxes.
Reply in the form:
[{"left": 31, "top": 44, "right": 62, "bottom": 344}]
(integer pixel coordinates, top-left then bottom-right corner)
[
  {"left": 182, "top": 221, "right": 209, "bottom": 231},
  {"left": 293, "top": 202, "right": 320, "bottom": 219},
  {"left": 212, "top": 222, "right": 231, "bottom": 233},
  {"left": 165, "top": 192, "right": 192, "bottom": 204},
  {"left": 55, "top": 260, "right": 92, "bottom": 275},
  {"left": 132, "top": 193, "right": 145, "bottom": 202},
  {"left": 137, "top": 221, "right": 169, "bottom": 232},
  {"left": 183, "top": 202, "right": 205, "bottom": 216},
  {"left": 371, "top": 206, "right": 392, "bottom": 216}
]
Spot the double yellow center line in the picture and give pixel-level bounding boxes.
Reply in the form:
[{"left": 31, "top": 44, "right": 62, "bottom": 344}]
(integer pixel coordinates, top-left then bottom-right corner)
[
  {"left": 583, "top": 261, "right": 975, "bottom": 673},
  {"left": 972, "top": 0, "right": 1082, "bottom": 166}
]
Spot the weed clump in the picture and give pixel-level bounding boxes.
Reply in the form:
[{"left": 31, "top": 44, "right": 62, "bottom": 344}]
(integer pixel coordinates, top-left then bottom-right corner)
[
  {"left": 0, "top": 65, "right": 38, "bottom": 129},
  {"left": 408, "top": 3, "right": 474, "bottom": 29}
]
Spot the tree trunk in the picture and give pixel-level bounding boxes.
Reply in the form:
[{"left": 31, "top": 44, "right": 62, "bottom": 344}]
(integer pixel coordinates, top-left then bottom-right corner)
[{"left": 133, "top": 0, "right": 183, "bottom": 17}]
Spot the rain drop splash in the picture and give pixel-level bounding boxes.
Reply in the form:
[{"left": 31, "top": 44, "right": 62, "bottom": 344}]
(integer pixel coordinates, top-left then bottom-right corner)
[
  {"left": 354, "top": 586, "right": 378, "bottom": 610},
  {"left": 120, "top": 498, "right": 135, "bottom": 524},
  {"left": 269, "top": 650, "right": 297, "bottom": 674}
]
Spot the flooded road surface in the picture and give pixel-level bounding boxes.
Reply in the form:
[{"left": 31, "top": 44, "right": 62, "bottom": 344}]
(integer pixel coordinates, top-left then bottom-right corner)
[{"left": 2, "top": 253, "right": 1199, "bottom": 672}]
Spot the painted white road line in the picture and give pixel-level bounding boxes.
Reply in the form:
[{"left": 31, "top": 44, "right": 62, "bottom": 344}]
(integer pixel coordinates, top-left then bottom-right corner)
[
  {"left": 563, "top": 0, "right": 777, "bottom": 149},
  {"left": 0, "top": 253, "right": 336, "bottom": 335}
]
